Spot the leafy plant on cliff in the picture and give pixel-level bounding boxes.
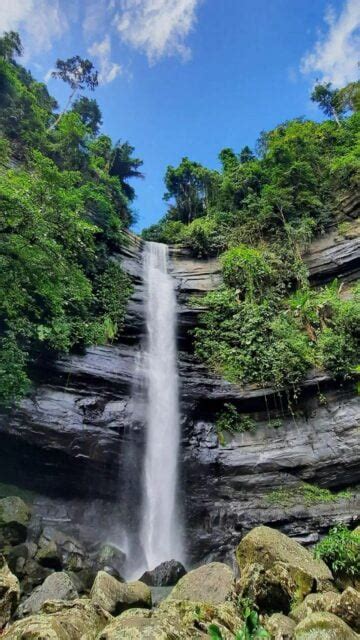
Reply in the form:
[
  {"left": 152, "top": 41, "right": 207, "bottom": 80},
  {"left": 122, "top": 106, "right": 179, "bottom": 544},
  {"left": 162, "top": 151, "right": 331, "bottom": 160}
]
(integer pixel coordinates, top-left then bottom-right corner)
[
  {"left": 216, "top": 403, "right": 256, "bottom": 443},
  {"left": 314, "top": 525, "right": 360, "bottom": 578}
]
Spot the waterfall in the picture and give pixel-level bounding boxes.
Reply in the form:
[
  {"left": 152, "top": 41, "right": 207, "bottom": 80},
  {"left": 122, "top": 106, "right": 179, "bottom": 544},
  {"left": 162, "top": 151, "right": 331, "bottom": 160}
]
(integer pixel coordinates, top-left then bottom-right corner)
[{"left": 140, "top": 241, "right": 183, "bottom": 570}]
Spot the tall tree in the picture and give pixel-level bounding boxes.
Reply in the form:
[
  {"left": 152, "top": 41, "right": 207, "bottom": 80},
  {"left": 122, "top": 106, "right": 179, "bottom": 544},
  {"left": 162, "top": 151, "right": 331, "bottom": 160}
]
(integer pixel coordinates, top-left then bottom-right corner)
[
  {"left": 0, "top": 31, "right": 23, "bottom": 61},
  {"left": 72, "top": 96, "right": 102, "bottom": 136},
  {"left": 311, "top": 82, "right": 343, "bottom": 126},
  {"left": 50, "top": 56, "right": 98, "bottom": 128},
  {"left": 109, "top": 141, "right": 144, "bottom": 201},
  {"left": 164, "top": 158, "right": 212, "bottom": 224}
]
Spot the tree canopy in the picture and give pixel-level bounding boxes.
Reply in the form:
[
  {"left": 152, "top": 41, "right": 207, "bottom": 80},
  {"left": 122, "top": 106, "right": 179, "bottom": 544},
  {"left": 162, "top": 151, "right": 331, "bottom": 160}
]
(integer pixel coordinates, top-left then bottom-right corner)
[{"left": 0, "top": 32, "right": 141, "bottom": 406}]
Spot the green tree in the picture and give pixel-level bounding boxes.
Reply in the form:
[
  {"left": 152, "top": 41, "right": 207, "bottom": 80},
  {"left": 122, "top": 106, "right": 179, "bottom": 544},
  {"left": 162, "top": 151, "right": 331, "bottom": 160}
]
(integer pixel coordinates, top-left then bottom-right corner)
[
  {"left": 311, "top": 82, "right": 344, "bottom": 125},
  {"left": 109, "top": 141, "right": 144, "bottom": 201},
  {"left": 72, "top": 96, "right": 102, "bottom": 135},
  {"left": 164, "top": 157, "right": 214, "bottom": 223},
  {"left": 0, "top": 31, "right": 23, "bottom": 61},
  {"left": 51, "top": 56, "right": 98, "bottom": 128}
]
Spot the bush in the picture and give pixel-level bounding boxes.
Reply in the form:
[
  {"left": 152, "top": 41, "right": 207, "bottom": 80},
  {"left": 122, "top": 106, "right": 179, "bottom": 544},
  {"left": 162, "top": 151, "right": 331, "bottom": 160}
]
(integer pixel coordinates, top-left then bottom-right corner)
[
  {"left": 220, "top": 245, "right": 277, "bottom": 299},
  {"left": 314, "top": 525, "right": 360, "bottom": 578},
  {"left": 216, "top": 403, "right": 256, "bottom": 441}
]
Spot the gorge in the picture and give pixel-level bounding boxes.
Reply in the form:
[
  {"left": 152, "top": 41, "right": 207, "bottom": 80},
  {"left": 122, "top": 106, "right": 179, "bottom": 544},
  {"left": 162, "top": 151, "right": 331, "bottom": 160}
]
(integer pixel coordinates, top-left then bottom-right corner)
[{"left": 0, "top": 225, "right": 359, "bottom": 577}]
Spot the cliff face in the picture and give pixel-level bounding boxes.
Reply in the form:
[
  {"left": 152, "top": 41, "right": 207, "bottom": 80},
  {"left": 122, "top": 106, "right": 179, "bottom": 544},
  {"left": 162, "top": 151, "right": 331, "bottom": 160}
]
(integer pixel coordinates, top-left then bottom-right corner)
[{"left": 0, "top": 229, "right": 359, "bottom": 567}]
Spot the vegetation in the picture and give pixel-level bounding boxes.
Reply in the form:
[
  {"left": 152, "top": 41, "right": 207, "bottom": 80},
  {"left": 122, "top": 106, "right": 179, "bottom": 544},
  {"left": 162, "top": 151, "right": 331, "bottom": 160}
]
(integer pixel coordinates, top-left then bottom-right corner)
[
  {"left": 315, "top": 525, "right": 360, "bottom": 578},
  {"left": 216, "top": 403, "right": 256, "bottom": 444},
  {"left": 208, "top": 605, "right": 269, "bottom": 639},
  {"left": 266, "top": 483, "right": 353, "bottom": 507},
  {"left": 144, "top": 86, "right": 360, "bottom": 392},
  {"left": 0, "top": 32, "right": 141, "bottom": 406}
]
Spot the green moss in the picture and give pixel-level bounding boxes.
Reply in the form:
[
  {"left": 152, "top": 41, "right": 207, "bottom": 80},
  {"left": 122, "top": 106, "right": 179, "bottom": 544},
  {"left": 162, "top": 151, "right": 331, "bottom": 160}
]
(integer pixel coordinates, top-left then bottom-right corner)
[{"left": 266, "top": 483, "right": 353, "bottom": 507}]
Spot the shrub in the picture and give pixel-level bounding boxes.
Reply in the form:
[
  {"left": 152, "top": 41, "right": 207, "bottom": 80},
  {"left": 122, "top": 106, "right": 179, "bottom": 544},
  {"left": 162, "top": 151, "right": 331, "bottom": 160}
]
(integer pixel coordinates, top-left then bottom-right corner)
[
  {"left": 220, "top": 245, "right": 276, "bottom": 300},
  {"left": 216, "top": 403, "right": 256, "bottom": 437},
  {"left": 314, "top": 525, "right": 360, "bottom": 578}
]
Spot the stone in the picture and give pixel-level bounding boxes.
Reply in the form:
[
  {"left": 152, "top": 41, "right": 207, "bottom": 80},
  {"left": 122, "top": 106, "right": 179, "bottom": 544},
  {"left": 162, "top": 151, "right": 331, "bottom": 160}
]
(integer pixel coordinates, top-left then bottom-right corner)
[
  {"left": 93, "top": 544, "right": 126, "bottom": 578},
  {"left": 90, "top": 571, "right": 151, "bottom": 615},
  {"left": 265, "top": 613, "right": 295, "bottom": 640},
  {"left": 35, "top": 540, "right": 62, "bottom": 570},
  {"left": 3, "top": 599, "right": 110, "bottom": 640},
  {"left": 0, "top": 497, "right": 31, "bottom": 549},
  {"left": 0, "top": 555, "right": 20, "bottom": 629},
  {"left": 237, "top": 526, "right": 333, "bottom": 598},
  {"left": 20, "top": 559, "right": 53, "bottom": 595},
  {"left": 294, "top": 611, "right": 358, "bottom": 639},
  {"left": 96, "top": 600, "right": 244, "bottom": 640},
  {"left": 16, "top": 571, "right": 78, "bottom": 618},
  {"left": 140, "top": 559, "right": 186, "bottom": 586},
  {"left": 36, "top": 527, "right": 86, "bottom": 572},
  {"left": 167, "top": 562, "right": 235, "bottom": 604},
  {"left": 330, "top": 587, "right": 360, "bottom": 632},
  {"left": 290, "top": 591, "right": 340, "bottom": 624},
  {"left": 6, "top": 542, "right": 37, "bottom": 577}
]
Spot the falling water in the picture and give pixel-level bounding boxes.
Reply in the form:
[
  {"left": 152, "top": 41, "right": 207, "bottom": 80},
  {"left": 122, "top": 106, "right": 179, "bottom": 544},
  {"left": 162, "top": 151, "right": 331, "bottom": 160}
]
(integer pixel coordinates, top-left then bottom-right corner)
[{"left": 140, "top": 241, "right": 183, "bottom": 570}]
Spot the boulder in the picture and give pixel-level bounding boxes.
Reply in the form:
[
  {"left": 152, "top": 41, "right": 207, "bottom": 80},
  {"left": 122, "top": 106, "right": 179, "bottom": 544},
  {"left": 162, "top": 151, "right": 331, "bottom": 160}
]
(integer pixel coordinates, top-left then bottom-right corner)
[
  {"left": 35, "top": 540, "right": 62, "bottom": 570},
  {"left": 265, "top": 613, "right": 295, "bottom": 640},
  {"left": 3, "top": 599, "right": 110, "bottom": 640},
  {"left": 140, "top": 560, "right": 186, "bottom": 586},
  {"left": 294, "top": 611, "right": 358, "bottom": 639},
  {"left": 167, "top": 562, "right": 234, "bottom": 605},
  {"left": 93, "top": 544, "right": 126, "bottom": 578},
  {"left": 90, "top": 571, "right": 151, "bottom": 615},
  {"left": 6, "top": 542, "right": 37, "bottom": 577},
  {"left": 0, "top": 555, "right": 20, "bottom": 628},
  {"left": 290, "top": 591, "right": 340, "bottom": 624},
  {"left": 16, "top": 572, "right": 78, "bottom": 618},
  {"left": 19, "top": 559, "right": 53, "bottom": 595},
  {"left": 237, "top": 526, "right": 333, "bottom": 599},
  {"left": 0, "top": 498, "right": 31, "bottom": 549},
  {"left": 330, "top": 587, "right": 360, "bottom": 632},
  {"left": 36, "top": 528, "right": 86, "bottom": 572},
  {"left": 96, "top": 600, "right": 243, "bottom": 639}
]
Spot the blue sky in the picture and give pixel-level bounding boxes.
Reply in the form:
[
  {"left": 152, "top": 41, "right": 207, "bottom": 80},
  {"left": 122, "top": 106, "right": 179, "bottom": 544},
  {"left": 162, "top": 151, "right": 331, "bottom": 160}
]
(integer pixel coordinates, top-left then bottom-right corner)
[{"left": 1, "top": 0, "right": 359, "bottom": 230}]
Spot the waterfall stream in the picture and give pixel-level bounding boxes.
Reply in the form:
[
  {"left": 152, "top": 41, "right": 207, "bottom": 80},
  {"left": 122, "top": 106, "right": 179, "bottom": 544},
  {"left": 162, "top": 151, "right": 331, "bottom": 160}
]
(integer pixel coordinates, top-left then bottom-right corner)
[{"left": 140, "top": 241, "right": 183, "bottom": 570}]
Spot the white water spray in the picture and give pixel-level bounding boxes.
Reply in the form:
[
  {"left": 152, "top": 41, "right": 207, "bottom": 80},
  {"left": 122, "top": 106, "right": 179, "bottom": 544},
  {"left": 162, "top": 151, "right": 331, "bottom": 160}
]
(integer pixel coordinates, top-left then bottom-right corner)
[{"left": 140, "top": 241, "right": 183, "bottom": 570}]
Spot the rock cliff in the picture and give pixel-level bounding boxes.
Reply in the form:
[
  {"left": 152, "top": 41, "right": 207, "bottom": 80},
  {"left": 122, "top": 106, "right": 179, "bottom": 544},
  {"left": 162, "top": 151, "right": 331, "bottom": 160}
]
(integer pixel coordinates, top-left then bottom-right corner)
[{"left": 0, "top": 228, "right": 359, "bottom": 570}]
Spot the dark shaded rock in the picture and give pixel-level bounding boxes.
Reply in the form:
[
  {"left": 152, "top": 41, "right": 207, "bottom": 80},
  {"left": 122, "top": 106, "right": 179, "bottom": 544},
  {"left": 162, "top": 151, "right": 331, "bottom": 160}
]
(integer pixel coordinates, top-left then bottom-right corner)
[
  {"left": 36, "top": 527, "right": 86, "bottom": 572},
  {"left": 0, "top": 497, "right": 31, "bottom": 549},
  {"left": 92, "top": 543, "right": 126, "bottom": 579},
  {"left": 140, "top": 560, "right": 186, "bottom": 587}
]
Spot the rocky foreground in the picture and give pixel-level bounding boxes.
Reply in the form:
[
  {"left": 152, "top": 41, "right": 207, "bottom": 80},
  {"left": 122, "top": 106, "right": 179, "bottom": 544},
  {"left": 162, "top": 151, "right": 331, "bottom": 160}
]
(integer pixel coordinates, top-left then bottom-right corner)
[{"left": 1, "top": 495, "right": 359, "bottom": 639}]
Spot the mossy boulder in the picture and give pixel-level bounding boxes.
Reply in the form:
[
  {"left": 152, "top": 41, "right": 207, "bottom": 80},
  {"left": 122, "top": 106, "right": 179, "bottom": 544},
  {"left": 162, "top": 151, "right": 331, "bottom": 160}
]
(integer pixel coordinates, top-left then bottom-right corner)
[
  {"left": 96, "top": 600, "right": 243, "bottom": 639},
  {"left": 3, "top": 599, "right": 111, "bottom": 640},
  {"left": 167, "top": 562, "right": 235, "bottom": 605},
  {"left": 237, "top": 526, "right": 333, "bottom": 600},
  {"left": 330, "top": 587, "right": 360, "bottom": 632},
  {"left": 265, "top": 613, "right": 295, "bottom": 639},
  {"left": 290, "top": 591, "right": 340, "bottom": 624},
  {"left": 17, "top": 571, "right": 78, "bottom": 618},
  {"left": 294, "top": 611, "right": 358, "bottom": 639},
  {"left": 90, "top": 571, "right": 151, "bottom": 615},
  {"left": 0, "top": 497, "right": 31, "bottom": 549},
  {"left": 0, "top": 555, "right": 20, "bottom": 629}
]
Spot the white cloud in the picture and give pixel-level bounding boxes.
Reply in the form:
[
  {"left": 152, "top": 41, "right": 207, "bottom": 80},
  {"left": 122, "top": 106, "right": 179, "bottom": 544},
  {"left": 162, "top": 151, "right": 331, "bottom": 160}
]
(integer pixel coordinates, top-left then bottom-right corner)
[
  {"left": 88, "top": 35, "right": 122, "bottom": 84},
  {"left": 114, "top": 0, "right": 200, "bottom": 63},
  {"left": 301, "top": 0, "right": 360, "bottom": 87},
  {"left": 0, "top": 0, "right": 67, "bottom": 57}
]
